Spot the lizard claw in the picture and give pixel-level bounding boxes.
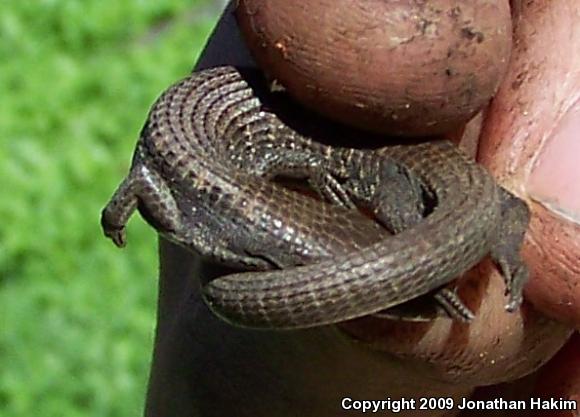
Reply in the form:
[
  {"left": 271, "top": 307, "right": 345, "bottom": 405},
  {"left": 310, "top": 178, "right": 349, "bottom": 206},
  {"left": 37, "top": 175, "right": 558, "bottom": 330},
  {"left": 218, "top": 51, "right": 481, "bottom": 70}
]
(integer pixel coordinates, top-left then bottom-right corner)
[{"left": 504, "top": 264, "right": 528, "bottom": 312}]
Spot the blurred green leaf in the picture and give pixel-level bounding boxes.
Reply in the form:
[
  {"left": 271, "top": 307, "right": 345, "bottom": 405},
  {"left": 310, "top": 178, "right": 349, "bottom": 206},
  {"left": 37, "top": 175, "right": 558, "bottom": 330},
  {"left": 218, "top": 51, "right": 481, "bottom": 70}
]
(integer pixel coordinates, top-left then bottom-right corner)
[{"left": 0, "top": 1, "right": 219, "bottom": 416}]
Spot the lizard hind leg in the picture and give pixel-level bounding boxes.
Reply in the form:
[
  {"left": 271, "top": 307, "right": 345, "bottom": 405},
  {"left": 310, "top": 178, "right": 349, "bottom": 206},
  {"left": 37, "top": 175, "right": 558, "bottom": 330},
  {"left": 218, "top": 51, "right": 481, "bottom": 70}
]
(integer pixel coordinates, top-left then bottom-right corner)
[
  {"left": 370, "top": 161, "right": 426, "bottom": 233},
  {"left": 344, "top": 157, "right": 477, "bottom": 322},
  {"left": 490, "top": 187, "right": 531, "bottom": 312},
  {"left": 101, "top": 164, "right": 182, "bottom": 248}
]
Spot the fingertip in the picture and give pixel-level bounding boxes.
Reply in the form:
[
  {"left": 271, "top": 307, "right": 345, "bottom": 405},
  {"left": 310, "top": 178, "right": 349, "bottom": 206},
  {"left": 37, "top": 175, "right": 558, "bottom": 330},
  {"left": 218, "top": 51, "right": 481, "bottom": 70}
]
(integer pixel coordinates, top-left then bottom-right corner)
[{"left": 528, "top": 101, "right": 580, "bottom": 223}]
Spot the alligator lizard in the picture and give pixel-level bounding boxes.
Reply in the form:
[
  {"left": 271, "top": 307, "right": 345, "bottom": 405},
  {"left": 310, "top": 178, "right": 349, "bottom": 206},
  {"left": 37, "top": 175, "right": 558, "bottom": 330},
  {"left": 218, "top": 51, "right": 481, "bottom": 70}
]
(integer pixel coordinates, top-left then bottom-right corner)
[{"left": 101, "top": 66, "right": 530, "bottom": 329}]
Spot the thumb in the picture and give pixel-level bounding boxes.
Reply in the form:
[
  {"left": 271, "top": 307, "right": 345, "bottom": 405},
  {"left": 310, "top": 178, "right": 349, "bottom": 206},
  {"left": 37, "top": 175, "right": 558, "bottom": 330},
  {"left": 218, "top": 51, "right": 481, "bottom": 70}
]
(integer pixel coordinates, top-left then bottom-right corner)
[{"left": 478, "top": 0, "right": 580, "bottom": 326}]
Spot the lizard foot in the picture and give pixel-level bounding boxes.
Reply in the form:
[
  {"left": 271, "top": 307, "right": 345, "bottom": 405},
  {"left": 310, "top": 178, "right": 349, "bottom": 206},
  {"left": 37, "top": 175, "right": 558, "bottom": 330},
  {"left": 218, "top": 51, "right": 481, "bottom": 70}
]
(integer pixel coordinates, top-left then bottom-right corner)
[
  {"left": 433, "top": 287, "right": 475, "bottom": 322},
  {"left": 372, "top": 287, "right": 474, "bottom": 323},
  {"left": 491, "top": 187, "right": 531, "bottom": 312}
]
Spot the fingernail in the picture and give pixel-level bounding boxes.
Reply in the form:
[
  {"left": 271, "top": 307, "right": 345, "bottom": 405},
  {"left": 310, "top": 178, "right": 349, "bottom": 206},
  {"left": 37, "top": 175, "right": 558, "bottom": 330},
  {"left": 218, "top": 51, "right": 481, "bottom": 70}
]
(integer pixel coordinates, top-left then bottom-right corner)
[{"left": 528, "top": 100, "right": 580, "bottom": 224}]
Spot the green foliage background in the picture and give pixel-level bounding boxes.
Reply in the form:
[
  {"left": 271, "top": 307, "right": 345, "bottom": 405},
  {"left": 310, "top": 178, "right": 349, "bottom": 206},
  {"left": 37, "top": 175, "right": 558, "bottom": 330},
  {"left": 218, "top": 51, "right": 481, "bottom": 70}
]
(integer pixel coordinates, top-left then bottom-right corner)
[{"left": 0, "top": 2, "right": 220, "bottom": 416}]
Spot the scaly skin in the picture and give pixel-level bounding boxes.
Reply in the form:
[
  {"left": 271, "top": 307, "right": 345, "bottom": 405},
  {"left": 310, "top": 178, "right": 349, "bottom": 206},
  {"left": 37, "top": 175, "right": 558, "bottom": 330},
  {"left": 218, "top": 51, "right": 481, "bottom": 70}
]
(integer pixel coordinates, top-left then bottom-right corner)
[{"left": 101, "top": 66, "right": 530, "bottom": 329}]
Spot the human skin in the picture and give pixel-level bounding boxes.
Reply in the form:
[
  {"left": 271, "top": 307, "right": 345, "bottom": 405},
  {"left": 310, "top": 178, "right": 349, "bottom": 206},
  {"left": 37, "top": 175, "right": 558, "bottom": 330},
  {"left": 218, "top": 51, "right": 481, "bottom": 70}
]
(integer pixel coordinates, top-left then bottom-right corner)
[
  {"left": 235, "top": 0, "right": 513, "bottom": 136},
  {"left": 144, "top": 2, "right": 579, "bottom": 416}
]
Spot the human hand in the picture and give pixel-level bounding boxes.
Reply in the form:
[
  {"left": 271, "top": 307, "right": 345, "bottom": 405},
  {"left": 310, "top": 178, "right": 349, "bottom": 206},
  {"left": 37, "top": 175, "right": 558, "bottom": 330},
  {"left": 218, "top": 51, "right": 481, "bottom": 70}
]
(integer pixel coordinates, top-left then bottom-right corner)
[{"left": 146, "top": 2, "right": 579, "bottom": 416}]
